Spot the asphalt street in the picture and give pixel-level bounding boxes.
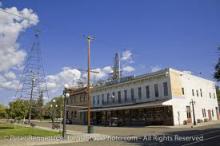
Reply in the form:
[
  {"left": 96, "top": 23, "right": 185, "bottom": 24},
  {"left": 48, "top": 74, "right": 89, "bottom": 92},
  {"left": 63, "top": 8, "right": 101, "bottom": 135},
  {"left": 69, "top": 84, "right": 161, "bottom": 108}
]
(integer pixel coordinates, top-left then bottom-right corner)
[{"left": 37, "top": 123, "right": 220, "bottom": 146}]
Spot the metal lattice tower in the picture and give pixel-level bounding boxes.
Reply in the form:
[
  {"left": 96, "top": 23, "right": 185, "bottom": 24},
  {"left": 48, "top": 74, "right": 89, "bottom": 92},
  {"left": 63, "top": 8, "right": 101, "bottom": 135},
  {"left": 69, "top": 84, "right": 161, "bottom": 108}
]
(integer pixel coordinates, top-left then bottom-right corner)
[
  {"left": 112, "top": 52, "right": 121, "bottom": 81},
  {"left": 15, "top": 31, "right": 49, "bottom": 121}
]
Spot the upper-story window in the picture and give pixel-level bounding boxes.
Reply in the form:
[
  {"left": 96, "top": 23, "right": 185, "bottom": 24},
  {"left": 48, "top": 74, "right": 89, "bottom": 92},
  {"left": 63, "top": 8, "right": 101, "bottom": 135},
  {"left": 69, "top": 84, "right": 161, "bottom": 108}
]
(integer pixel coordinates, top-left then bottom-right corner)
[
  {"left": 209, "top": 92, "right": 211, "bottom": 98},
  {"left": 107, "top": 93, "right": 110, "bottom": 103},
  {"left": 93, "top": 96, "right": 95, "bottom": 105},
  {"left": 70, "top": 98, "right": 73, "bottom": 104},
  {"left": 154, "top": 84, "right": 159, "bottom": 97},
  {"left": 118, "top": 91, "right": 121, "bottom": 103},
  {"left": 146, "top": 86, "right": 150, "bottom": 98},
  {"left": 196, "top": 90, "right": 199, "bottom": 97},
  {"left": 102, "top": 94, "right": 104, "bottom": 104},
  {"left": 200, "top": 89, "right": 203, "bottom": 97},
  {"left": 80, "top": 95, "right": 83, "bottom": 102},
  {"left": 213, "top": 93, "right": 216, "bottom": 99},
  {"left": 112, "top": 92, "right": 115, "bottom": 103},
  {"left": 138, "top": 87, "right": 142, "bottom": 99},
  {"left": 97, "top": 95, "right": 100, "bottom": 104},
  {"left": 182, "top": 88, "right": 185, "bottom": 95},
  {"left": 163, "top": 82, "right": 168, "bottom": 96},
  {"left": 124, "top": 90, "right": 127, "bottom": 102},
  {"left": 131, "top": 88, "right": 135, "bottom": 101},
  {"left": 74, "top": 96, "right": 76, "bottom": 103},
  {"left": 192, "top": 89, "right": 195, "bottom": 96},
  {"left": 83, "top": 94, "right": 86, "bottom": 101}
]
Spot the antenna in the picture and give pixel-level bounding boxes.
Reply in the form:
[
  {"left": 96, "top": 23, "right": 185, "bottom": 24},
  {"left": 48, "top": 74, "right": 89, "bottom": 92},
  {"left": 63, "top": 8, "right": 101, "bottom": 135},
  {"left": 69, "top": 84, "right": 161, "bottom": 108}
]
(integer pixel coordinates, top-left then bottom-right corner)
[{"left": 112, "top": 52, "right": 121, "bottom": 81}]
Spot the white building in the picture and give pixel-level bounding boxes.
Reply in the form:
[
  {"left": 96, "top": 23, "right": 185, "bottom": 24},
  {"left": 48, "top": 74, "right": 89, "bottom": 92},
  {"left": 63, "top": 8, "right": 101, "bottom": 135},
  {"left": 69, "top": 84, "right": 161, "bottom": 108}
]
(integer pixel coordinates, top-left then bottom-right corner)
[{"left": 87, "top": 68, "right": 219, "bottom": 126}]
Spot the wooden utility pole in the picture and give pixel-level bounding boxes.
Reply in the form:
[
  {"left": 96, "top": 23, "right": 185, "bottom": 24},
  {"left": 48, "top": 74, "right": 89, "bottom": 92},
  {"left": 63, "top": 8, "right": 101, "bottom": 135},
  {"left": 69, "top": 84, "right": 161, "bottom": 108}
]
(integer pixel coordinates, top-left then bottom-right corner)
[{"left": 87, "top": 35, "right": 94, "bottom": 133}]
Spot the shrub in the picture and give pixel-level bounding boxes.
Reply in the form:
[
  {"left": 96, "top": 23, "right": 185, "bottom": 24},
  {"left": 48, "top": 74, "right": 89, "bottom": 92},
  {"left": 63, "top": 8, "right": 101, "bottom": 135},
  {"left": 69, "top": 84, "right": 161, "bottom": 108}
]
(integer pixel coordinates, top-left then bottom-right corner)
[
  {"left": 197, "top": 119, "right": 203, "bottom": 123},
  {"left": 204, "top": 118, "right": 209, "bottom": 122}
]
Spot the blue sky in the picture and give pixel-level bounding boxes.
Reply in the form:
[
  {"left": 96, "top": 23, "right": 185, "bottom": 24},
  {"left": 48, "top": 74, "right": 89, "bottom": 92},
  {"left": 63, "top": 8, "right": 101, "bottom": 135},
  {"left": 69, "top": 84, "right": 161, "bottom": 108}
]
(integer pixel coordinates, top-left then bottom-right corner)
[{"left": 0, "top": 0, "right": 220, "bottom": 105}]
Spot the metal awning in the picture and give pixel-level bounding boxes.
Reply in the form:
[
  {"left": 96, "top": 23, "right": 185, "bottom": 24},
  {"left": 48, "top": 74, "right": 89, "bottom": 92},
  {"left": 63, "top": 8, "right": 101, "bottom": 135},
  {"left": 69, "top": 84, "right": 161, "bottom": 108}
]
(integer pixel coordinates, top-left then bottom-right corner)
[{"left": 79, "top": 99, "right": 170, "bottom": 112}]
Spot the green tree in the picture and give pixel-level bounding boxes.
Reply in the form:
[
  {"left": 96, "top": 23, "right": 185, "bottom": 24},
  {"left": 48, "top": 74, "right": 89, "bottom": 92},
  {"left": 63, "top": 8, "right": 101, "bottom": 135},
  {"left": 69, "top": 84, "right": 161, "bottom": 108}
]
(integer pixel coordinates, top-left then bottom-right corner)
[
  {"left": 44, "top": 96, "right": 63, "bottom": 122},
  {"left": 31, "top": 91, "right": 44, "bottom": 120},
  {"left": 0, "top": 104, "right": 6, "bottom": 118},
  {"left": 8, "top": 99, "right": 29, "bottom": 120}
]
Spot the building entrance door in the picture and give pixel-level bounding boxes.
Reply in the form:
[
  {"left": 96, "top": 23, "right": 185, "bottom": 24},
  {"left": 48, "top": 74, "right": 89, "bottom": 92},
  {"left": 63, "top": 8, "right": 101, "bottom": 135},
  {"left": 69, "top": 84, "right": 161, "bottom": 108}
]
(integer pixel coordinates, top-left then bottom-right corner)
[
  {"left": 208, "top": 110, "right": 212, "bottom": 120},
  {"left": 186, "top": 106, "right": 192, "bottom": 123}
]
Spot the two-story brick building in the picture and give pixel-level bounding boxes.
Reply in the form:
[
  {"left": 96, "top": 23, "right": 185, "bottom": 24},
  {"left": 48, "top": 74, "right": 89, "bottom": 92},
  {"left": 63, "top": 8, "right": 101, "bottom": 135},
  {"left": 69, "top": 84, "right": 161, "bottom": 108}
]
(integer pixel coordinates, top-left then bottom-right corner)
[
  {"left": 67, "top": 68, "right": 219, "bottom": 126},
  {"left": 66, "top": 87, "right": 87, "bottom": 124}
]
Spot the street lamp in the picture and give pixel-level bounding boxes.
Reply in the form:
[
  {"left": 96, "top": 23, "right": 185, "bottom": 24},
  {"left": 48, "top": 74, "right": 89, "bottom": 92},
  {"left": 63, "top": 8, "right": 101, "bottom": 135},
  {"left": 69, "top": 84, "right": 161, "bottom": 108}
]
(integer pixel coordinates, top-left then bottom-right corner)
[
  {"left": 50, "top": 99, "right": 58, "bottom": 127},
  {"left": 62, "top": 84, "right": 70, "bottom": 139}
]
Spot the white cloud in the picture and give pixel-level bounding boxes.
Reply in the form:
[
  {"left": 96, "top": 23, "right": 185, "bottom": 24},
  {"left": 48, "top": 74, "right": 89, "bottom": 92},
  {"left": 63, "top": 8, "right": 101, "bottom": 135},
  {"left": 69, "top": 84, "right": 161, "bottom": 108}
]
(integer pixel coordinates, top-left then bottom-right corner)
[
  {"left": 122, "top": 66, "right": 135, "bottom": 73},
  {"left": 0, "top": 73, "right": 19, "bottom": 90},
  {"left": 103, "top": 66, "right": 113, "bottom": 73},
  {"left": 0, "top": 7, "right": 39, "bottom": 72},
  {"left": 120, "top": 50, "right": 135, "bottom": 74},
  {"left": 46, "top": 66, "right": 113, "bottom": 93},
  {"left": 150, "top": 65, "right": 161, "bottom": 72},
  {"left": 0, "top": 6, "right": 38, "bottom": 92},
  {"left": 46, "top": 67, "right": 81, "bottom": 90},
  {"left": 4, "top": 71, "right": 16, "bottom": 80},
  {"left": 81, "top": 66, "right": 113, "bottom": 83},
  {"left": 121, "top": 50, "right": 133, "bottom": 63}
]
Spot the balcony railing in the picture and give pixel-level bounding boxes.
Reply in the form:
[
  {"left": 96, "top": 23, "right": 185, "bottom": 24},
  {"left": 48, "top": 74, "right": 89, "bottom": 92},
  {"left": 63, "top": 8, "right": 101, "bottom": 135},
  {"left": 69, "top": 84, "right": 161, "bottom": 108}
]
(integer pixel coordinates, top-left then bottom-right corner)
[
  {"left": 93, "top": 98, "right": 137, "bottom": 107},
  {"left": 93, "top": 96, "right": 169, "bottom": 107}
]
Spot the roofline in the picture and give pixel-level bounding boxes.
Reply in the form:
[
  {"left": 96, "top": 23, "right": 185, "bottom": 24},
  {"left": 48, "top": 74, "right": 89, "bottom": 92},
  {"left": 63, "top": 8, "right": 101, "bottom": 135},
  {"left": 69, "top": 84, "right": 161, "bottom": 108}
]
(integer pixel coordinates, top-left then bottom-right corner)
[
  {"left": 92, "top": 68, "right": 169, "bottom": 92},
  {"left": 169, "top": 68, "right": 216, "bottom": 84}
]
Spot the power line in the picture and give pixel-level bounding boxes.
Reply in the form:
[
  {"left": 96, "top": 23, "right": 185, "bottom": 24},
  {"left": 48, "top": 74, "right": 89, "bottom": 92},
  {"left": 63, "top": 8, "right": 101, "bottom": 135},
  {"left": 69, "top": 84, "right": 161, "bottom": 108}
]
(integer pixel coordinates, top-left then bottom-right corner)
[{"left": 0, "top": 8, "right": 35, "bottom": 22}]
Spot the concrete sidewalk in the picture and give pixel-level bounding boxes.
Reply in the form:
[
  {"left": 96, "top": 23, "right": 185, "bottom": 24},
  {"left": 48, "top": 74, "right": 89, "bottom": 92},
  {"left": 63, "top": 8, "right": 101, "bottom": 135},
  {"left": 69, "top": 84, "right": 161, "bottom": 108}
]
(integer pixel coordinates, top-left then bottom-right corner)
[{"left": 146, "top": 120, "right": 220, "bottom": 129}]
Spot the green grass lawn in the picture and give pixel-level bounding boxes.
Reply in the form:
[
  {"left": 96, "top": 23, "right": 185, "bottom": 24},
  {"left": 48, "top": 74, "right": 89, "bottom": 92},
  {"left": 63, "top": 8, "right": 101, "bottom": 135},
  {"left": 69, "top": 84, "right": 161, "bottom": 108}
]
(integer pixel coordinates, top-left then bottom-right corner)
[{"left": 0, "top": 122, "right": 60, "bottom": 138}]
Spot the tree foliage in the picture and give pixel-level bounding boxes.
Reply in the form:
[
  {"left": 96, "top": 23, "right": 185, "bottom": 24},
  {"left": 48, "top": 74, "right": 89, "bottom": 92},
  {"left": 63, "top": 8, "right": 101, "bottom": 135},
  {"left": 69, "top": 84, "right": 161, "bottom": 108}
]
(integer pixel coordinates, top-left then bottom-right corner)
[
  {"left": 8, "top": 99, "right": 29, "bottom": 120},
  {"left": 0, "top": 104, "right": 6, "bottom": 118},
  {"left": 6, "top": 95, "right": 64, "bottom": 120},
  {"left": 44, "top": 96, "right": 63, "bottom": 120}
]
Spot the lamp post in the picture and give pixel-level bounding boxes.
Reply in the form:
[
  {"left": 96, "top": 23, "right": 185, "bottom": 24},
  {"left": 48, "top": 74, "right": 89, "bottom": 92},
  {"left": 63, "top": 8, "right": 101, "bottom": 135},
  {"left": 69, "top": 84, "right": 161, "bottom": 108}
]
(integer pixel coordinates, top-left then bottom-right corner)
[
  {"left": 190, "top": 99, "right": 196, "bottom": 126},
  {"left": 62, "top": 84, "right": 70, "bottom": 139},
  {"left": 50, "top": 99, "right": 58, "bottom": 128}
]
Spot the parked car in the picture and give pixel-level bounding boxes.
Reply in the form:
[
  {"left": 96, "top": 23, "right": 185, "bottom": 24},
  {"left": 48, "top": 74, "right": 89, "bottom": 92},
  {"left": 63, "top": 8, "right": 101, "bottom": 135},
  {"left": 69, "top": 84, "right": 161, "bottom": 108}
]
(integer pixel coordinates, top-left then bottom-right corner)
[
  {"left": 109, "top": 117, "right": 123, "bottom": 127},
  {"left": 62, "top": 119, "right": 72, "bottom": 124}
]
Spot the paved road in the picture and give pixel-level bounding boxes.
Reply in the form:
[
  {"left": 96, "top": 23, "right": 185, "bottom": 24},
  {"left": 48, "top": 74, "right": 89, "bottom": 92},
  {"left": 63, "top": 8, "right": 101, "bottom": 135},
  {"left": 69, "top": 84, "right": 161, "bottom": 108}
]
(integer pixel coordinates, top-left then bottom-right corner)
[
  {"left": 33, "top": 121, "right": 220, "bottom": 136},
  {"left": 37, "top": 122, "right": 220, "bottom": 146}
]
